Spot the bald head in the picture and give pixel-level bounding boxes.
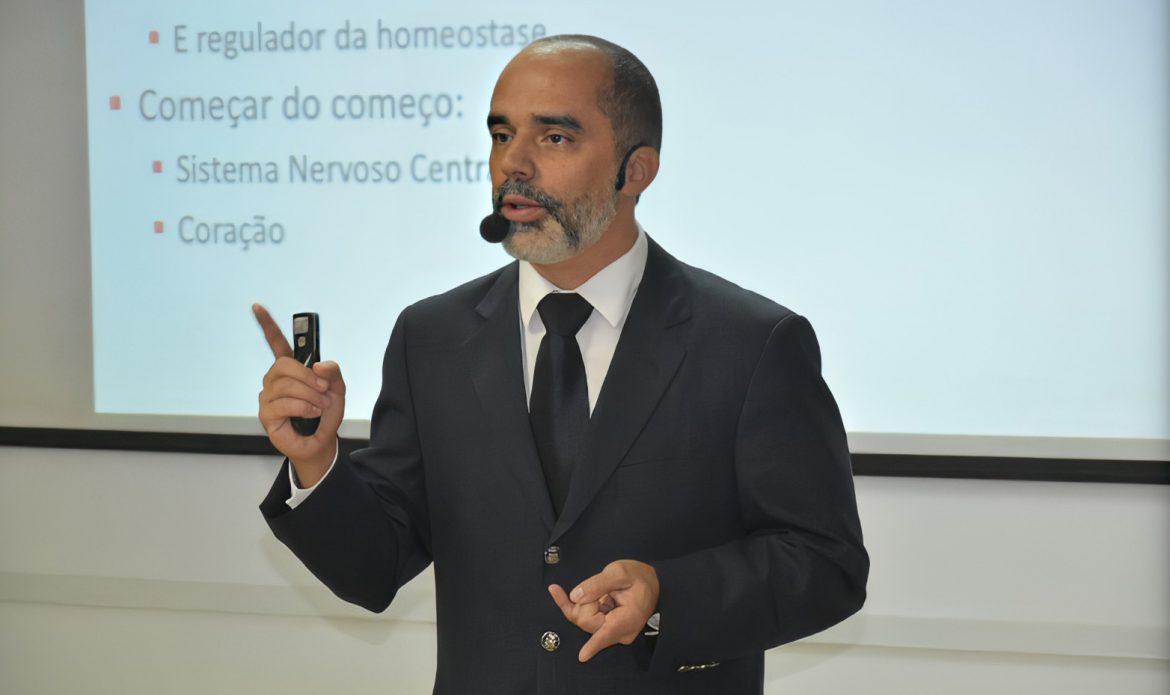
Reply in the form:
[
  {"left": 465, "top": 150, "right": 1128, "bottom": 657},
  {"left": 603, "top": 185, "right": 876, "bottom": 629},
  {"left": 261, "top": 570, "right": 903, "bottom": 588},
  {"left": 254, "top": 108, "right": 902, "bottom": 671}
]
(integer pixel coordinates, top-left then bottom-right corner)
[{"left": 511, "top": 35, "right": 663, "bottom": 157}]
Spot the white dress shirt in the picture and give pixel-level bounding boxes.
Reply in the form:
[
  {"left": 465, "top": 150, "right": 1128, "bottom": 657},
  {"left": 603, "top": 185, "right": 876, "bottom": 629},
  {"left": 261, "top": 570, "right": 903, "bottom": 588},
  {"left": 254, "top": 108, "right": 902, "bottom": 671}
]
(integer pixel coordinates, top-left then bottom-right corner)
[
  {"left": 286, "top": 226, "right": 648, "bottom": 508},
  {"left": 517, "top": 226, "right": 647, "bottom": 413}
]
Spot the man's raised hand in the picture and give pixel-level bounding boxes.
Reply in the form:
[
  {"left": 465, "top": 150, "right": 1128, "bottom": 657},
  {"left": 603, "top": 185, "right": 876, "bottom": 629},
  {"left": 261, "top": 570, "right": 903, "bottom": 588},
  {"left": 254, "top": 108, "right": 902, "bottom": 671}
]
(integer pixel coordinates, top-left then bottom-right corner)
[
  {"left": 253, "top": 303, "right": 345, "bottom": 486},
  {"left": 549, "top": 559, "right": 660, "bottom": 663}
]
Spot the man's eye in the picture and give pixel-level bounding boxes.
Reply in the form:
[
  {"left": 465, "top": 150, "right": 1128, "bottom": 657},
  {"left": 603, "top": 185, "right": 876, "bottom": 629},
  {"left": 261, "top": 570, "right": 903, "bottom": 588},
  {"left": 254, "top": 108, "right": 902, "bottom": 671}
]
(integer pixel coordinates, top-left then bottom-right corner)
[
  {"left": 492, "top": 132, "right": 512, "bottom": 144},
  {"left": 548, "top": 134, "right": 568, "bottom": 145}
]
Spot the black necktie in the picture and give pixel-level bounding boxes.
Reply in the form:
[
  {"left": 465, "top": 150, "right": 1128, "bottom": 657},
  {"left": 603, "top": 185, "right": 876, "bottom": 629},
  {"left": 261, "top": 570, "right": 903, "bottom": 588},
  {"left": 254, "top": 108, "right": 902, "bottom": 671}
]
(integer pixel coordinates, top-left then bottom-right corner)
[{"left": 530, "top": 293, "right": 594, "bottom": 517}]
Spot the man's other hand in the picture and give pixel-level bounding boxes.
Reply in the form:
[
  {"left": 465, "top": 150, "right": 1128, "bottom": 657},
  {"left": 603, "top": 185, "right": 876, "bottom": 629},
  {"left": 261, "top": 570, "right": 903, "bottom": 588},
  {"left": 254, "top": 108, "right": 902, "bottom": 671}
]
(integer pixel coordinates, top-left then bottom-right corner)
[
  {"left": 549, "top": 559, "right": 660, "bottom": 663},
  {"left": 253, "top": 303, "right": 345, "bottom": 486}
]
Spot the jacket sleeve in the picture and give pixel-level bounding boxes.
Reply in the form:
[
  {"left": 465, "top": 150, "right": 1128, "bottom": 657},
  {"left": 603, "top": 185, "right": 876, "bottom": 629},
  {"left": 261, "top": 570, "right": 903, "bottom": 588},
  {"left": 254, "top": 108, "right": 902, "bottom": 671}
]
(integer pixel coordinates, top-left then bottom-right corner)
[
  {"left": 259, "top": 307, "right": 433, "bottom": 613},
  {"left": 646, "top": 314, "right": 868, "bottom": 673}
]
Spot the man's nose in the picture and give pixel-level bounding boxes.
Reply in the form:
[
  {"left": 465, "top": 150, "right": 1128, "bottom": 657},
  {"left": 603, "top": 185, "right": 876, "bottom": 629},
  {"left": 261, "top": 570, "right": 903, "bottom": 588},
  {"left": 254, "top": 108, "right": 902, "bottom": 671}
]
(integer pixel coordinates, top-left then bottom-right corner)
[{"left": 497, "top": 139, "right": 535, "bottom": 181}]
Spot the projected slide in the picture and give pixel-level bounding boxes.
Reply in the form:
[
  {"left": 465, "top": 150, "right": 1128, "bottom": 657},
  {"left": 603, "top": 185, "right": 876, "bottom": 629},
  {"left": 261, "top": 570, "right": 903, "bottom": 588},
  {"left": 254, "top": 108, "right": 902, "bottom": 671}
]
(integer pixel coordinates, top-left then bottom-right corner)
[
  {"left": 86, "top": 2, "right": 555, "bottom": 419},
  {"left": 86, "top": 0, "right": 1168, "bottom": 445}
]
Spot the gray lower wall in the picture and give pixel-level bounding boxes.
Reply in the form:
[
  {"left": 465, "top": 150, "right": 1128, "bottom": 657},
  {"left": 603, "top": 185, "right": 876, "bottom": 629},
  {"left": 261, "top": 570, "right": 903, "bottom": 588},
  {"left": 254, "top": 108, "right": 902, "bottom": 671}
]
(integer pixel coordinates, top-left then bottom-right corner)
[{"left": 1, "top": 446, "right": 1167, "bottom": 693}]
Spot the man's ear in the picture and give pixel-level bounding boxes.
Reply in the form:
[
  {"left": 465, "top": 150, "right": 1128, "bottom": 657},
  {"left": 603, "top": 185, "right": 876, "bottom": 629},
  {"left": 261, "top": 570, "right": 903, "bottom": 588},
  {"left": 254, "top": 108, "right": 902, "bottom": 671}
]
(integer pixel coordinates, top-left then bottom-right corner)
[{"left": 617, "top": 146, "right": 660, "bottom": 199}]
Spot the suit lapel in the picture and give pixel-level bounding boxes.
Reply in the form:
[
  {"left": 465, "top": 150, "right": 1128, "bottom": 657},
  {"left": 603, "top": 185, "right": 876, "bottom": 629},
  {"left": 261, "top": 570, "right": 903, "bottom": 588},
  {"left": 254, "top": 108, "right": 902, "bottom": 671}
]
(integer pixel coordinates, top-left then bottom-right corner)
[
  {"left": 470, "top": 264, "right": 557, "bottom": 531},
  {"left": 550, "top": 239, "right": 691, "bottom": 543}
]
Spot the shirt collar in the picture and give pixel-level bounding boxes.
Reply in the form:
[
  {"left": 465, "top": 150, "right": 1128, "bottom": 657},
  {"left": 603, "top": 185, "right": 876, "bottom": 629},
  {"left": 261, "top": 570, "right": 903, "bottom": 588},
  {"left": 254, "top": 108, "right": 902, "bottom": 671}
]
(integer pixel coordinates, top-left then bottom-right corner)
[{"left": 518, "top": 224, "right": 648, "bottom": 331}]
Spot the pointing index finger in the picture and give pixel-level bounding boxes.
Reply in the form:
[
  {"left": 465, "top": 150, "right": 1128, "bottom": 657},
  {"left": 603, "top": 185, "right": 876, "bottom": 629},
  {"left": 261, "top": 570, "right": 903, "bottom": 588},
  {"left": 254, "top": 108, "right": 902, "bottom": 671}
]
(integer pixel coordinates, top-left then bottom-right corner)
[
  {"left": 579, "top": 619, "right": 624, "bottom": 663},
  {"left": 252, "top": 303, "right": 293, "bottom": 359},
  {"left": 548, "top": 585, "right": 576, "bottom": 621}
]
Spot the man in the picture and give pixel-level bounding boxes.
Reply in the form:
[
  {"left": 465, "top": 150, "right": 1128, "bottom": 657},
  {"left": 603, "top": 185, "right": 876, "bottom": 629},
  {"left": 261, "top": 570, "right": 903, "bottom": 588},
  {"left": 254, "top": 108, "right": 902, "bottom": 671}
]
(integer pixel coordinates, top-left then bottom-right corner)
[{"left": 256, "top": 35, "right": 867, "bottom": 694}]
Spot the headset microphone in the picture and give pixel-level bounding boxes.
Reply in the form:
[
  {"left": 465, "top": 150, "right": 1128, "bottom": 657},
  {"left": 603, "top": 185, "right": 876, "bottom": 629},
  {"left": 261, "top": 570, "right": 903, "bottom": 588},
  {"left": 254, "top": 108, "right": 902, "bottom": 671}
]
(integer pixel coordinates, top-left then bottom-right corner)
[
  {"left": 484, "top": 143, "right": 644, "bottom": 243},
  {"left": 614, "top": 143, "right": 645, "bottom": 192},
  {"left": 480, "top": 213, "right": 511, "bottom": 243}
]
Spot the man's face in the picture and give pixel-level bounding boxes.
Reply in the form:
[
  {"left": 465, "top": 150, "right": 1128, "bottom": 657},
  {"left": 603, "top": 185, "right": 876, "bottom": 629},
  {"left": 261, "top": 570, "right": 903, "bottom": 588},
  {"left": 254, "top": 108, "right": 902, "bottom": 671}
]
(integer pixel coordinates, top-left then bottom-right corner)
[{"left": 487, "top": 48, "right": 622, "bottom": 265}]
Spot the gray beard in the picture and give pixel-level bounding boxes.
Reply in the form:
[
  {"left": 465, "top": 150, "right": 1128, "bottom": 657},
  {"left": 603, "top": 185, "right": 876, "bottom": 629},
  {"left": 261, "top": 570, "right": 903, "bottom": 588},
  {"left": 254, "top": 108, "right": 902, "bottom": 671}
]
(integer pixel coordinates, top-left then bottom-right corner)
[{"left": 498, "top": 183, "right": 618, "bottom": 265}]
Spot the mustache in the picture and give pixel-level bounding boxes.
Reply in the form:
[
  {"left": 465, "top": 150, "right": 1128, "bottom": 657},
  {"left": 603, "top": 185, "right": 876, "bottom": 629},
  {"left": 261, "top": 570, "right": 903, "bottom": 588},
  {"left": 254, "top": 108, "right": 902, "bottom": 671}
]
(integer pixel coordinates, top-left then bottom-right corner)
[{"left": 493, "top": 180, "right": 564, "bottom": 220}]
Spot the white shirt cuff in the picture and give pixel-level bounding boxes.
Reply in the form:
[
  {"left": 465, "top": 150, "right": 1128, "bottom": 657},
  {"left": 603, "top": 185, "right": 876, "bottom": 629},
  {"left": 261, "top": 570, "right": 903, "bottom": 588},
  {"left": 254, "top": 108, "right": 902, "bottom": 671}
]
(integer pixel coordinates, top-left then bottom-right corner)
[
  {"left": 285, "top": 439, "right": 339, "bottom": 509},
  {"left": 644, "top": 612, "right": 660, "bottom": 636}
]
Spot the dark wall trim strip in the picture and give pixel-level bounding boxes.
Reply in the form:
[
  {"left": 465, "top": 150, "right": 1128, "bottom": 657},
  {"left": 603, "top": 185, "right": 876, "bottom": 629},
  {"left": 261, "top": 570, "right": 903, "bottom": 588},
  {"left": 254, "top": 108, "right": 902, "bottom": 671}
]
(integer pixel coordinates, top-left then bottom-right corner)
[
  {"left": 1, "top": 427, "right": 1166, "bottom": 485},
  {"left": 849, "top": 453, "right": 1169, "bottom": 485}
]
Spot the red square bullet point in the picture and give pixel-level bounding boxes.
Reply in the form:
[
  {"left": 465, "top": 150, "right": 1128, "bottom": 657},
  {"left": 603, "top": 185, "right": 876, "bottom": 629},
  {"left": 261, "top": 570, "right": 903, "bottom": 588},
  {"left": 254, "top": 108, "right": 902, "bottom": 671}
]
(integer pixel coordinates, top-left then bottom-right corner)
[
  {"left": 154, "top": 221, "right": 164, "bottom": 234},
  {"left": 149, "top": 30, "right": 159, "bottom": 44},
  {"left": 109, "top": 96, "right": 121, "bottom": 110},
  {"left": 152, "top": 160, "right": 162, "bottom": 173}
]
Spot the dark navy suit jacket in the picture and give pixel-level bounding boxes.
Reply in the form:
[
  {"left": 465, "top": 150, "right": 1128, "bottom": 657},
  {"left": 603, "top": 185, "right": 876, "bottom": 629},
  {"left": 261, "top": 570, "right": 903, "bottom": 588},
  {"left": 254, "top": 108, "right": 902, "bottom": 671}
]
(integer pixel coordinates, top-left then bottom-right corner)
[{"left": 261, "top": 237, "right": 868, "bottom": 694}]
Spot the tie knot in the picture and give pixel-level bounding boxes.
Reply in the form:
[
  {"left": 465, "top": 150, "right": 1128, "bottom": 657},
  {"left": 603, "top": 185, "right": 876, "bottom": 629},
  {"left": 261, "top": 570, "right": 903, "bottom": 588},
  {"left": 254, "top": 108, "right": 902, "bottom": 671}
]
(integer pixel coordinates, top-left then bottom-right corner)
[{"left": 537, "top": 293, "right": 594, "bottom": 336}]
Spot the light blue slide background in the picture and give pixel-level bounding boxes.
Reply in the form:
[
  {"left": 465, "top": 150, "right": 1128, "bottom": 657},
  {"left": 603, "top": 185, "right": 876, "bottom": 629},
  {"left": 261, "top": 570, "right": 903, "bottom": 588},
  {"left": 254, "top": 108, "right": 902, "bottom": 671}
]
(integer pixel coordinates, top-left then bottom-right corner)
[{"left": 85, "top": 0, "right": 1168, "bottom": 440}]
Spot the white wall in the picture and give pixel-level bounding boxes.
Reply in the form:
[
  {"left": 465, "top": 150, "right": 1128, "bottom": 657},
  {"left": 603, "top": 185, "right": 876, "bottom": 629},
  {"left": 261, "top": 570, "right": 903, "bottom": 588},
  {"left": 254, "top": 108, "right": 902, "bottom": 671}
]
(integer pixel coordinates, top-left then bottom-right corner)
[{"left": 1, "top": 445, "right": 1167, "bottom": 694}]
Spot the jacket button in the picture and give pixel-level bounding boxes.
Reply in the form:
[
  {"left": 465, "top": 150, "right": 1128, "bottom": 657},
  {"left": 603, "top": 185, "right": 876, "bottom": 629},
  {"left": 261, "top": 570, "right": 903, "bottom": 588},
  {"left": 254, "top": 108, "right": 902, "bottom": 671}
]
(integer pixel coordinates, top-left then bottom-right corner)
[
  {"left": 544, "top": 546, "right": 561, "bottom": 564},
  {"left": 540, "top": 631, "right": 560, "bottom": 652}
]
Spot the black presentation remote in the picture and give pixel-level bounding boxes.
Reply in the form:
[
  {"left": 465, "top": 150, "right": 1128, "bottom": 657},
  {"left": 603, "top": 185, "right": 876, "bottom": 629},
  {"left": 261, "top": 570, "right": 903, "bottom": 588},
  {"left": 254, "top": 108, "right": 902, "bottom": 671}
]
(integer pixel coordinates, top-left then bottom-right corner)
[{"left": 290, "top": 312, "right": 321, "bottom": 436}]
